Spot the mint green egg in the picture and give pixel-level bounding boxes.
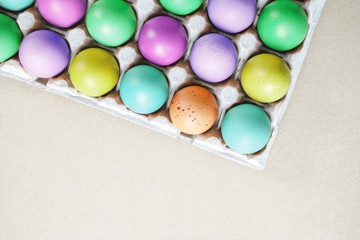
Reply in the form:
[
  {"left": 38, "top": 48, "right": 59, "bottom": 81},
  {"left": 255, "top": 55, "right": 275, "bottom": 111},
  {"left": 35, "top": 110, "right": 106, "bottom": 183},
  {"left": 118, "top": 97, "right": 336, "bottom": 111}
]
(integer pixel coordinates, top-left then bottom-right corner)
[
  {"left": 221, "top": 104, "right": 271, "bottom": 154},
  {"left": 0, "top": 0, "right": 34, "bottom": 11},
  {"left": 120, "top": 65, "right": 169, "bottom": 114}
]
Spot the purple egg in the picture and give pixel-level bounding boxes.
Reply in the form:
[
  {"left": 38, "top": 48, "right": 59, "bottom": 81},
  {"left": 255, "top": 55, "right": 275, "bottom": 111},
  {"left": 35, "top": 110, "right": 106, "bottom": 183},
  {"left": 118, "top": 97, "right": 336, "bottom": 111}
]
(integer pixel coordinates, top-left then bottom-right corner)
[
  {"left": 190, "top": 33, "right": 238, "bottom": 83},
  {"left": 19, "top": 30, "right": 70, "bottom": 78},
  {"left": 37, "top": 0, "right": 86, "bottom": 28},
  {"left": 138, "top": 16, "right": 188, "bottom": 66},
  {"left": 208, "top": 0, "right": 257, "bottom": 33}
]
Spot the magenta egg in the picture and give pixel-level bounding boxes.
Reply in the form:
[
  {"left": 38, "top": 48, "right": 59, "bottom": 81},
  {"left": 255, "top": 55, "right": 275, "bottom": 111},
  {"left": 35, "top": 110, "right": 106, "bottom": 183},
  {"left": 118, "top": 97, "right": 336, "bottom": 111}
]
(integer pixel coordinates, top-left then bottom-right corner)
[
  {"left": 190, "top": 33, "right": 238, "bottom": 83},
  {"left": 37, "top": 0, "right": 86, "bottom": 28},
  {"left": 19, "top": 30, "right": 70, "bottom": 78},
  {"left": 208, "top": 0, "right": 257, "bottom": 33},
  {"left": 138, "top": 16, "right": 188, "bottom": 66}
]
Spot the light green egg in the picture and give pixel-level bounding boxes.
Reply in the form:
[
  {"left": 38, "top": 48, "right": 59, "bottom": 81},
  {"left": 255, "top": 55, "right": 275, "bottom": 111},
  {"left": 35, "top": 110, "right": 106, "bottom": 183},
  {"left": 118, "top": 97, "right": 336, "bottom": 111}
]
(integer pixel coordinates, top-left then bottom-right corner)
[
  {"left": 120, "top": 65, "right": 169, "bottom": 114},
  {"left": 221, "top": 104, "right": 271, "bottom": 154},
  {"left": 0, "top": 0, "right": 34, "bottom": 11}
]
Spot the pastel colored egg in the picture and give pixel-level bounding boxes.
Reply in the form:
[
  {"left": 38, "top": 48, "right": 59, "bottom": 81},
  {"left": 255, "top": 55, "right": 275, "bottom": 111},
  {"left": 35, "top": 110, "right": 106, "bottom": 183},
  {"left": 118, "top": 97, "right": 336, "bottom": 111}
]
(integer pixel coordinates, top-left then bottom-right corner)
[
  {"left": 190, "top": 33, "right": 238, "bottom": 83},
  {"left": 0, "top": 0, "right": 34, "bottom": 11},
  {"left": 0, "top": 14, "right": 22, "bottom": 62},
  {"left": 120, "top": 65, "right": 169, "bottom": 114},
  {"left": 138, "top": 16, "right": 187, "bottom": 66},
  {"left": 241, "top": 53, "right": 291, "bottom": 103},
  {"left": 37, "top": 0, "right": 87, "bottom": 28},
  {"left": 19, "top": 30, "right": 70, "bottom": 78},
  {"left": 86, "top": 0, "right": 136, "bottom": 47},
  {"left": 69, "top": 48, "right": 119, "bottom": 97},
  {"left": 257, "top": 0, "right": 308, "bottom": 51},
  {"left": 159, "top": 0, "right": 203, "bottom": 15},
  {"left": 221, "top": 104, "right": 271, "bottom": 154},
  {"left": 208, "top": 0, "right": 257, "bottom": 33},
  {"left": 169, "top": 86, "right": 218, "bottom": 135}
]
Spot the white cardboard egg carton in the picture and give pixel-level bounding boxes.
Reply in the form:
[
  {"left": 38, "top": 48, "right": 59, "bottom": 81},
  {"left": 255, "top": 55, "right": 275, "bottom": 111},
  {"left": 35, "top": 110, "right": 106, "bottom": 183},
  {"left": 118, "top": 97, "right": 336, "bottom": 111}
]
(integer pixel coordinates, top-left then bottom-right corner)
[{"left": 0, "top": 0, "right": 326, "bottom": 170}]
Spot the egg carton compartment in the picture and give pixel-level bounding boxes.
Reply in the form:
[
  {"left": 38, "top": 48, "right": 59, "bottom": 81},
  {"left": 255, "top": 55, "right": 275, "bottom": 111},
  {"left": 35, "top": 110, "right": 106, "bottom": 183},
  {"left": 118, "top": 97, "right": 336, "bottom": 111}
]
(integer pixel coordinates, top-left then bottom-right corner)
[{"left": 0, "top": 0, "right": 326, "bottom": 170}]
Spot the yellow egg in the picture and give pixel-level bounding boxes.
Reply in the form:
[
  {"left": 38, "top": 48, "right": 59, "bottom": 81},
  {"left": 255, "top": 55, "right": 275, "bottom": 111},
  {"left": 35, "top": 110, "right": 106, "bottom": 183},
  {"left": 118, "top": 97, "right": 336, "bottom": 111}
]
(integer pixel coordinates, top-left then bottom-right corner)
[
  {"left": 240, "top": 53, "right": 291, "bottom": 103},
  {"left": 69, "top": 48, "right": 119, "bottom": 97}
]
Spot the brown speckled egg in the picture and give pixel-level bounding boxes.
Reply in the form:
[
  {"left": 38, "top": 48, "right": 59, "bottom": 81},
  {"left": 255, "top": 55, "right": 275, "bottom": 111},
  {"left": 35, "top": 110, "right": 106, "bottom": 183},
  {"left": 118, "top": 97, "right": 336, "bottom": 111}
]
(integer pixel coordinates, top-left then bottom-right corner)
[{"left": 169, "top": 86, "right": 218, "bottom": 135}]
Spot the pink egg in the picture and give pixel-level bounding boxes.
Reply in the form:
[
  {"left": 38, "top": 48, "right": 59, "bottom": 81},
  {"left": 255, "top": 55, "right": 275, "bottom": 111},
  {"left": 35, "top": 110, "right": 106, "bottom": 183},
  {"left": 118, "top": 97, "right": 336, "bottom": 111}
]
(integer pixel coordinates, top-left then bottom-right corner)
[
  {"left": 37, "top": 0, "right": 87, "bottom": 28},
  {"left": 138, "top": 16, "right": 188, "bottom": 66}
]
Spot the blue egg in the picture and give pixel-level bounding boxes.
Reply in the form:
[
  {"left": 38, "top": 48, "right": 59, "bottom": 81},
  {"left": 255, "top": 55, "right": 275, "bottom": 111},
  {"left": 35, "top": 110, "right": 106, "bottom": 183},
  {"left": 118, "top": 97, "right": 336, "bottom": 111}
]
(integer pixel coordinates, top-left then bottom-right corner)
[
  {"left": 0, "top": 0, "right": 35, "bottom": 11},
  {"left": 221, "top": 104, "right": 271, "bottom": 154},
  {"left": 120, "top": 65, "right": 169, "bottom": 114}
]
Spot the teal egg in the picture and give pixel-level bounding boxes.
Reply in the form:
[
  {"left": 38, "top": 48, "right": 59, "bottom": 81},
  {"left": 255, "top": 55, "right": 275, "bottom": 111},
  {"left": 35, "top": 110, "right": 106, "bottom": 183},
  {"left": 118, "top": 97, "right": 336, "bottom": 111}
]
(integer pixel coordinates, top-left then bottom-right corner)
[
  {"left": 0, "top": 0, "right": 35, "bottom": 11},
  {"left": 221, "top": 104, "right": 271, "bottom": 154},
  {"left": 120, "top": 65, "right": 169, "bottom": 114}
]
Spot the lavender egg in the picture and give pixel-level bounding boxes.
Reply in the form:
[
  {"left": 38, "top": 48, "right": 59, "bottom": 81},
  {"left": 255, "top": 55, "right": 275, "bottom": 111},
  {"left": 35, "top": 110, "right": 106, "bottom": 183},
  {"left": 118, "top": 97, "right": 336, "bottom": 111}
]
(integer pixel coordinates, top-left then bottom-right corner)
[
  {"left": 138, "top": 16, "right": 187, "bottom": 66},
  {"left": 190, "top": 33, "right": 238, "bottom": 83},
  {"left": 208, "top": 0, "right": 257, "bottom": 33},
  {"left": 19, "top": 30, "right": 70, "bottom": 78}
]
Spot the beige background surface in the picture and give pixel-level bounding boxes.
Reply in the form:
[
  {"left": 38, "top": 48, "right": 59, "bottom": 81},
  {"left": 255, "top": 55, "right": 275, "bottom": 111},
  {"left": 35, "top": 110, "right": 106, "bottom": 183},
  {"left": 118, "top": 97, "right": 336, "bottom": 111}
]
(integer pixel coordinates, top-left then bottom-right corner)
[{"left": 1, "top": 1, "right": 360, "bottom": 239}]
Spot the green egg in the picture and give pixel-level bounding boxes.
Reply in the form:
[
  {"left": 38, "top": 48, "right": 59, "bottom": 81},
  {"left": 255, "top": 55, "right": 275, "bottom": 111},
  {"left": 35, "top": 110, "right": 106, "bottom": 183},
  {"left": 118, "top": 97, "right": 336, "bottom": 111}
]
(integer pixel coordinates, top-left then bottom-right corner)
[
  {"left": 86, "top": 0, "right": 136, "bottom": 47},
  {"left": 0, "top": 14, "right": 22, "bottom": 62},
  {"left": 159, "top": 0, "right": 203, "bottom": 15},
  {"left": 221, "top": 104, "right": 271, "bottom": 155},
  {"left": 257, "top": 0, "right": 308, "bottom": 51},
  {"left": 120, "top": 65, "right": 169, "bottom": 114}
]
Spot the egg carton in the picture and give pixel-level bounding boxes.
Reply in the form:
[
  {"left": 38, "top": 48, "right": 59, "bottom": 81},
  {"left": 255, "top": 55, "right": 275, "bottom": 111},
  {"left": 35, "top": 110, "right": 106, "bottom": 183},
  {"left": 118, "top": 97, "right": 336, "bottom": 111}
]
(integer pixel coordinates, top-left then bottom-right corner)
[{"left": 0, "top": 0, "right": 326, "bottom": 170}]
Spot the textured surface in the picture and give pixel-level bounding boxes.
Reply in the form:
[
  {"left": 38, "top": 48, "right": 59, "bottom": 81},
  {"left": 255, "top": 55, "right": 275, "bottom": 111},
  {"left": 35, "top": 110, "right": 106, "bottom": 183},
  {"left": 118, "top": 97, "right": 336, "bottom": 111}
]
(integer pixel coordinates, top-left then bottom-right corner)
[
  {"left": 0, "top": 0, "right": 327, "bottom": 169},
  {"left": 0, "top": 1, "right": 360, "bottom": 239}
]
